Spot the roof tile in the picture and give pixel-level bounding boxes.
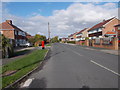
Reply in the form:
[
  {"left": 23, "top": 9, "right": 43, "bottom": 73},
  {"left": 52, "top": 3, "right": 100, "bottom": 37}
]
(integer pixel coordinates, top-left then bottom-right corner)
[{"left": 88, "top": 17, "right": 115, "bottom": 31}]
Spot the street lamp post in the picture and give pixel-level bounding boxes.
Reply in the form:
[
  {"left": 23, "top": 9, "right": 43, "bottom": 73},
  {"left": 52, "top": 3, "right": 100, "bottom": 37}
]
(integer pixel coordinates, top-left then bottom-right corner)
[{"left": 48, "top": 22, "right": 51, "bottom": 42}]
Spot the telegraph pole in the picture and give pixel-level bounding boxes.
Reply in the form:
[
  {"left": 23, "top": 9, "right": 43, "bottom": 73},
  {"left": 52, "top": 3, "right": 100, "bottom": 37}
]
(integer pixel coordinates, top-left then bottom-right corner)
[{"left": 48, "top": 22, "right": 50, "bottom": 41}]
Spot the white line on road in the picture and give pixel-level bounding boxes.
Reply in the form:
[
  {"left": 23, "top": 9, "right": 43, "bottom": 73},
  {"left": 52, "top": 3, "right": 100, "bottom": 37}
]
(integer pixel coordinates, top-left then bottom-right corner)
[
  {"left": 72, "top": 50, "right": 83, "bottom": 56},
  {"left": 63, "top": 45, "right": 83, "bottom": 56},
  {"left": 90, "top": 60, "right": 120, "bottom": 76},
  {"left": 22, "top": 78, "right": 34, "bottom": 88}
]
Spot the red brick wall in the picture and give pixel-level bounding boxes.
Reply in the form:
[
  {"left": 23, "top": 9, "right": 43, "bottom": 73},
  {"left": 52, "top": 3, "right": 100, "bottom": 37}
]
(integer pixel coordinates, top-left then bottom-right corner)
[
  {"left": 76, "top": 41, "right": 85, "bottom": 45},
  {"left": 2, "top": 30, "right": 14, "bottom": 39},
  {"left": 76, "top": 38, "right": 118, "bottom": 50},
  {"left": 114, "top": 26, "right": 120, "bottom": 37},
  {"left": 92, "top": 38, "right": 118, "bottom": 50}
]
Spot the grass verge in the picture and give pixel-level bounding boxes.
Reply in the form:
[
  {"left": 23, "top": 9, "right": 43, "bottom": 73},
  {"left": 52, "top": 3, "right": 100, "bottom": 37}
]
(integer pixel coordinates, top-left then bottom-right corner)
[
  {"left": 2, "top": 49, "right": 48, "bottom": 88},
  {"left": 45, "top": 43, "right": 52, "bottom": 46}
]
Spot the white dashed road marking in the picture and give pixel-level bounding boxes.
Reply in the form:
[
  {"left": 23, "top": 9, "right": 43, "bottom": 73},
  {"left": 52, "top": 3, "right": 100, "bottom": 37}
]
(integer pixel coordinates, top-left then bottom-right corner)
[
  {"left": 63, "top": 45, "right": 83, "bottom": 56},
  {"left": 22, "top": 78, "right": 34, "bottom": 88},
  {"left": 72, "top": 50, "right": 83, "bottom": 56},
  {"left": 90, "top": 60, "right": 120, "bottom": 76}
]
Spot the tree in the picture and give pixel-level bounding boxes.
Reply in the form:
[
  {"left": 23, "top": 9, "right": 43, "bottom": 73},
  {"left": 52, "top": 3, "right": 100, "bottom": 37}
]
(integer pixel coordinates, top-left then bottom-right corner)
[
  {"left": 34, "top": 34, "right": 46, "bottom": 42},
  {"left": 28, "top": 34, "right": 46, "bottom": 46},
  {"left": 28, "top": 37, "right": 36, "bottom": 44},
  {"left": 51, "top": 36, "right": 59, "bottom": 43}
]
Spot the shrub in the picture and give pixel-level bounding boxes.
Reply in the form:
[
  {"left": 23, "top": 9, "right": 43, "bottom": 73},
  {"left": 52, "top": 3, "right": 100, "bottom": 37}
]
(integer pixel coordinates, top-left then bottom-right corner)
[
  {"left": 1, "top": 35, "right": 14, "bottom": 58},
  {"left": 82, "top": 42, "right": 85, "bottom": 45},
  {"left": 85, "top": 37, "right": 89, "bottom": 40},
  {"left": 67, "top": 41, "right": 75, "bottom": 44}
]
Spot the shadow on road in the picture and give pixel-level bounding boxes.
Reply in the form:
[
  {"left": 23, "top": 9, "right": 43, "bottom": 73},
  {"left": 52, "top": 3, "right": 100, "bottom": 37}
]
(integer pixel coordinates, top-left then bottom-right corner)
[
  {"left": 29, "top": 78, "right": 47, "bottom": 88},
  {"left": 45, "top": 49, "right": 65, "bottom": 61}
]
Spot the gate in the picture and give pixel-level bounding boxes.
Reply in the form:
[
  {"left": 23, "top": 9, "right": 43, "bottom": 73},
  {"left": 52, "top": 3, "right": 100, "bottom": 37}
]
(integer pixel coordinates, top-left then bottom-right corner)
[{"left": 89, "top": 39, "right": 92, "bottom": 46}]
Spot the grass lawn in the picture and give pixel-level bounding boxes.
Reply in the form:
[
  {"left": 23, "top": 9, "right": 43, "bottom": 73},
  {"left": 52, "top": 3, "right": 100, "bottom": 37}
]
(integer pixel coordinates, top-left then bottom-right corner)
[
  {"left": 45, "top": 43, "right": 52, "bottom": 46},
  {"left": 2, "top": 49, "right": 48, "bottom": 88}
]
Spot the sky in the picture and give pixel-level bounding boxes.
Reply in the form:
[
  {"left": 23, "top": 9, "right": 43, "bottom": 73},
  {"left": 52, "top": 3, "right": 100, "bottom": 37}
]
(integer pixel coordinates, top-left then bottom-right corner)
[{"left": 1, "top": 2, "right": 119, "bottom": 38}]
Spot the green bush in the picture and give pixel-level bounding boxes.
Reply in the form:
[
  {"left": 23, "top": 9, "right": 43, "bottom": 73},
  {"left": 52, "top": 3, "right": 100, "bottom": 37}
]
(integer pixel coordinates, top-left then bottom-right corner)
[
  {"left": 82, "top": 42, "right": 85, "bottom": 45},
  {"left": 61, "top": 41, "right": 66, "bottom": 43},
  {"left": 1, "top": 35, "right": 14, "bottom": 58},
  {"left": 67, "top": 41, "right": 75, "bottom": 44},
  {"left": 85, "top": 37, "right": 89, "bottom": 40}
]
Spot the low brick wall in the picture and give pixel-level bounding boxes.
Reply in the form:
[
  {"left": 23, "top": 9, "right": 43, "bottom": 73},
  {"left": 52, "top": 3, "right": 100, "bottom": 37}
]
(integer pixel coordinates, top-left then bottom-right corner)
[
  {"left": 76, "top": 38, "right": 118, "bottom": 50},
  {"left": 76, "top": 41, "right": 85, "bottom": 46},
  {"left": 92, "top": 38, "right": 118, "bottom": 50}
]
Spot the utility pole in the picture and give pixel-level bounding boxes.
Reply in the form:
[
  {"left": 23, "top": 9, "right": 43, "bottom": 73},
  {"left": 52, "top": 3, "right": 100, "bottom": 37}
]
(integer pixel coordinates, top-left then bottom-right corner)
[{"left": 48, "top": 22, "right": 50, "bottom": 41}]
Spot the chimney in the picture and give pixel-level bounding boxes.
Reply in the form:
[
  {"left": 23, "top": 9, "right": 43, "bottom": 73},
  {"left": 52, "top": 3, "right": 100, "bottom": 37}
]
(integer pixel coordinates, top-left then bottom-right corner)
[
  {"left": 103, "top": 19, "right": 106, "bottom": 22},
  {"left": 6, "top": 20, "right": 12, "bottom": 24}
]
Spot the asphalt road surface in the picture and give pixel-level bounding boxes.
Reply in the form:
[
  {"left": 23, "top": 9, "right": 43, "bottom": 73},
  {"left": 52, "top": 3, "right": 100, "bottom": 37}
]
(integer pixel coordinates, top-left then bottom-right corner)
[{"left": 25, "top": 43, "right": 119, "bottom": 88}]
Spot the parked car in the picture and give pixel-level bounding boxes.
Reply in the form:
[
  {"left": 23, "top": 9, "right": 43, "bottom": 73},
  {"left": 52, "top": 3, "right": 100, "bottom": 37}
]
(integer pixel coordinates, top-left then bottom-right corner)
[
  {"left": 25, "top": 43, "right": 32, "bottom": 47},
  {"left": 19, "top": 43, "right": 32, "bottom": 47},
  {"left": 19, "top": 43, "right": 27, "bottom": 47}
]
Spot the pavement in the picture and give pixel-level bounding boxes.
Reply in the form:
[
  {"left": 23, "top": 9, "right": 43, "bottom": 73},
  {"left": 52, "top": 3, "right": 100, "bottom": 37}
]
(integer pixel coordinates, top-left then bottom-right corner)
[
  {"left": 14, "top": 47, "right": 36, "bottom": 52},
  {"left": 1, "top": 46, "right": 51, "bottom": 66},
  {"left": 22, "top": 43, "right": 119, "bottom": 88},
  {"left": 1, "top": 47, "right": 36, "bottom": 66}
]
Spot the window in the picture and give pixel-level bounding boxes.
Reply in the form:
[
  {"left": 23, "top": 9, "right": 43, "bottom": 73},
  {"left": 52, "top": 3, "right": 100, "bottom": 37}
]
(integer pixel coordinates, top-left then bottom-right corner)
[
  {"left": 112, "top": 29, "right": 115, "bottom": 31},
  {"left": 95, "top": 38, "right": 100, "bottom": 44},
  {"left": 22, "top": 32, "right": 26, "bottom": 36},
  {"left": 15, "top": 39, "right": 17, "bottom": 43},
  {"left": 15, "top": 31, "right": 17, "bottom": 35},
  {"left": 102, "top": 37, "right": 113, "bottom": 45},
  {"left": 98, "top": 28, "right": 102, "bottom": 32},
  {"left": 118, "top": 27, "right": 120, "bottom": 30},
  {"left": 93, "top": 30, "right": 97, "bottom": 33},
  {"left": 18, "top": 31, "right": 21, "bottom": 35}
]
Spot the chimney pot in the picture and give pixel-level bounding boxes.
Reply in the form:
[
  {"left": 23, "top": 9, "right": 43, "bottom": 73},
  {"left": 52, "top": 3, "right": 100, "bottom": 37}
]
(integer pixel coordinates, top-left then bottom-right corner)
[
  {"left": 6, "top": 20, "right": 12, "bottom": 24},
  {"left": 103, "top": 19, "right": 106, "bottom": 22}
]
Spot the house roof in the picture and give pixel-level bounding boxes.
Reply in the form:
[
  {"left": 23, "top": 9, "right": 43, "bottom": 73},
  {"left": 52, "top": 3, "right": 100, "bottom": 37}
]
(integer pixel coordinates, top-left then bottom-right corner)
[
  {"left": 25, "top": 32, "right": 31, "bottom": 36},
  {"left": 88, "top": 17, "right": 115, "bottom": 31},
  {"left": 105, "top": 31, "right": 116, "bottom": 35},
  {"left": 68, "top": 31, "right": 78, "bottom": 37},
  {"left": 62, "top": 38, "right": 68, "bottom": 39},
  {"left": 0, "top": 22, "right": 14, "bottom": 30},
  {"left": 68, "top": 34, "right": 74, "bottom": 37},
  {"left": 76, "top": 28, "right": 87, "bottom": 35},
  {"left": 76, "top": 36, "right": 82, "bottom": 38},
  {"left": 0, "top": 20, "right": 24, "bottom": 32}
]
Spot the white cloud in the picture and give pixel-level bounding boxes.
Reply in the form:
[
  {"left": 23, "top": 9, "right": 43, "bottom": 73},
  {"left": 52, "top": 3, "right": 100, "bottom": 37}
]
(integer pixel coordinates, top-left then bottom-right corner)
[{"left": 2, "top": 2, "right": 118, "bottom": 38}]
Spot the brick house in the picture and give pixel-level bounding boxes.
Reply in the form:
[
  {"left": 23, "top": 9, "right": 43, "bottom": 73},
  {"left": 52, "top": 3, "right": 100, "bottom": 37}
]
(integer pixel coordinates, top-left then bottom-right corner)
[
  {"left": 61, "top": 38, "right": 68, "bottom": 42},
  {"left": 88, "top": 17, "right": 120, "bottom": 39},
  {"left": 68, "top": 32, "right": 78, "bottom": 41},
  {"left": 0, "top": 20, "right": 27, "bottom": 47},
  {"left": 114, "top": 24, "right": 120, "bottom": 37},
  {"left": 72, "top": 32, "right": 78, "bottom": 40},
  {"left": 75, "top": 28, "right": 87, "bottom": 41},
  {"left": 114, "top": 24, "right": 120, "bottom": 46},
  {"left": 68, "top": 34, "right": 74, "bottom": 41}
]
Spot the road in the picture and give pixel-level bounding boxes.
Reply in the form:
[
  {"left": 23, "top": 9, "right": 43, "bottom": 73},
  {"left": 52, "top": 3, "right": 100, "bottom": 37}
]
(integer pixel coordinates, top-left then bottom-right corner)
[{"left": 24, "top": 43, "right": 119, "bottom": 88}]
